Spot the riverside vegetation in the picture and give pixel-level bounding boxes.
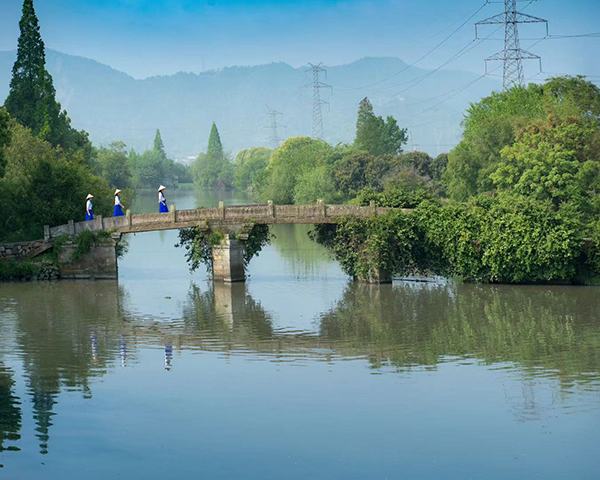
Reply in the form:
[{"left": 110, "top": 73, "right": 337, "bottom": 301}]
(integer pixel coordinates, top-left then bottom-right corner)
[
  {"left": 1, "top": 1, "right": 599, "bottom": 284},
  {"left": 0, "top": 0, "right": 191, "bottom": 243},
  {"left": 188, "top": 78, "right": 600, "bottom": 284}
]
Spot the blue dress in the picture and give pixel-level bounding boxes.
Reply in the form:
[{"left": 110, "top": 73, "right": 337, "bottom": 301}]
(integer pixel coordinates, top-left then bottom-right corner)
[
  {"left": 114, "top": 197, "right": 125, "bottom": 217},
  {"left": 86, "top": 201, "right": 94, "bottom": 221},
  {"left": 159, "top": 193, "right": 169, "bottom": 213}
]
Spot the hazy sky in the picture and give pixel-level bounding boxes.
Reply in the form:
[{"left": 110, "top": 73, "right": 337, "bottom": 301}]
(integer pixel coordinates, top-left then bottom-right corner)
[{"left": 0, "top": 0, "right": 598, "bottom": 79}]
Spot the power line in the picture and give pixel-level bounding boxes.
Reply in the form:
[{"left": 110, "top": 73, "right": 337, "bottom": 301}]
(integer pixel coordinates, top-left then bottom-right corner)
[
  {"left": 480, "top": 32, "right": 600, "bottom": 40},
  {"left": 372, "top": 0, "right": 539, "bottom": 98},
  {"left": 406, "top": 35, "right": 546, "bottom": 126},
  {"left": 476, "top": 0, "right": 548, "bottom": 89},
  {"left": 390, "top": 35, "right": 492, "bottom": 96},
  {"left": 413, "top": 74, "right": 490, "bottom": 117},
  {"left": 344, "top": 1, "right": 489, "bottom": 90},
  {"left": 381, "top": 23, "right": 504, "bottom": 101},
  {"left": 406, "top": 113, "right": 464, "bottom": 129},
  {"left": 303, "top": 63, "right": 332, "bottom": 140}
]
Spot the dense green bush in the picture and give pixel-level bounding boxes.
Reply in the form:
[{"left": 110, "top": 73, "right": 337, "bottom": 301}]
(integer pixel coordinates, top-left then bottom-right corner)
[
  {"left": 0, "top": 258, "right": 40, "bottom": 281},
  {"left": 260, "top": 137, "right": 331, "bottom": 203},
  {"left": 313, "top": 194, "right": 587, "bottom": 284},
  {"left": 0, "top": 121, "right": 113, "bottom": 242},
  {"left": 416, "top": 196, "right": 583, "bottom": 283},
  {"left": 589, "top": 220, "right": 600, "bottom": 275},
  {"left": 351, "top": 186, "right": 435, "bottom": 209},
  {"left": 234, "top": 147, "right": 271, "bottom": 191},
  {"left": 311, "top": 212, "right": 423, "bottom": 280}
]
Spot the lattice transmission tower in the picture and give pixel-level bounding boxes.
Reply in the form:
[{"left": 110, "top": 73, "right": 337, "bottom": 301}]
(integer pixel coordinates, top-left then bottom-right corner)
[
  {"left": 304, "top": 63, "right": 332, "bottom": 139},
  {"left": 476, "top": 0, "right": 548, "bottom": 90},
  {"left": 264, "top": 106, "right": 285, "bottom": 150}
]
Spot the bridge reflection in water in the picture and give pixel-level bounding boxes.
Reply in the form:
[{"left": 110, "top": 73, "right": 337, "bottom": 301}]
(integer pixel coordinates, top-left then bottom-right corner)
[{"left": 0, "top": 280, "right": 599, "bottom": 458}]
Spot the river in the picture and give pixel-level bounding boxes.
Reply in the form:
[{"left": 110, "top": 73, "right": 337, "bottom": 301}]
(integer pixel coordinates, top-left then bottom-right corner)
[{"left": 0, "top": 189, "right": 599, "bottom": 479}]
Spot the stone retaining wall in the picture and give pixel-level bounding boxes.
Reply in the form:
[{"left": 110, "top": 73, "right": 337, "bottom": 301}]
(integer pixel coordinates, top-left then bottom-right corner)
[
  {"left": 57, "top": 235, "right": 121, "bottom": 280},
  {"left": 0, "top": 239, "right": 51, "bottom": 260}
]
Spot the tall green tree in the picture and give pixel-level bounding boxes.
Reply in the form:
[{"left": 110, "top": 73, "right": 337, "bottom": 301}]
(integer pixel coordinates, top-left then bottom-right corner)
[
  {"left": 207, "top": 122, "right": 224, "bottom": 161},
  {"left": 192, "top": 122, "right": 233, "bottom": 188},
  {"left": 354, "top": 97, "right": 407, "bottom": 156},
  {"left": 261, "top": 136, "right": 331, "bottom": 203},
  {"left": 95, "top": 141, "right": 133, "bottom": 189},
  {"left": 4, "top": 0, "right": 49, "bottom": 133},
  {"left": 0, "top": 108, "right": 11, "bottom": 178},
  {"left": 4, "top": 0, "right": 90, "bottom": 156},
  {"left": 445, "top": 77, "right": 600, "bottom": 201},
  {"left": 153, "top": 129, "right": 167, "bottom": 160},
  {"left": 491, "top": 116, "right": 600, "bottom": 218},
  {"left": 0, "top": 122, "right": 112, "bottom": 241},
  {"left": 234, "top": 147, "right": 271, "bottom": 191}
]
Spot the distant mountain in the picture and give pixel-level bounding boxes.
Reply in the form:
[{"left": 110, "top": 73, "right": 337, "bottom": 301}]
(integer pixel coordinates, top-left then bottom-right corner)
[{"left": 0, "top": 50, "right": 501, "bottom": 157}]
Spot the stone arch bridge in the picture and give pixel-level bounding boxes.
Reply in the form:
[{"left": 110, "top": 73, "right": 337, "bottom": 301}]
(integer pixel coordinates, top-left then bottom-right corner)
[{"left": 37, "top": 201, "right": 409, "bottom": 283}]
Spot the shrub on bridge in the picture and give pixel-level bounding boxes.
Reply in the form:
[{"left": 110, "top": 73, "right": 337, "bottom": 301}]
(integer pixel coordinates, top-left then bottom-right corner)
[
  {"left": 351, "top": 186, "right": 434, "bottom": 209},
  {"left": 313, "top": 194, "right": 586, "bottom": 284},
  {"left": 311, "top": 211, "right": 424, "bottom": 279},
  {"left": 416, "top": 195, "right": 583, "bottom": 283},
  {"left": 176, "top": 225, "right": 272, "bottom": 274}
]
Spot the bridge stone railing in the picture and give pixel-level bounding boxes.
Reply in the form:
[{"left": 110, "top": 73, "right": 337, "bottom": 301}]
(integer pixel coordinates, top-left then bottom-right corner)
[{"left": 45, "top": 201, "right": 407, "bottom": 240}]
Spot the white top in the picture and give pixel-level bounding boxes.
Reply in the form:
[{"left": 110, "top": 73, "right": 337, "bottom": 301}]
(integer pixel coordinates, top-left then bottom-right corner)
[
  {"left": 159, "top": 192, "right": 166, "bottom": 203},
  {"left": 115, "top": 195, "right": 122, "bottom": 206},
  {"left": 86, "top": 200, "right": 92, "bottom": 211}
]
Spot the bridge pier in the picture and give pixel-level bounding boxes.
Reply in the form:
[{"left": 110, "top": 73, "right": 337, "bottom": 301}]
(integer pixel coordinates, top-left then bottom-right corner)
[
  {"left": 58, "top": 233, "right": 122, "bottom": 280},
  {"left": 212, "top": 234, "right": 246, "bottom": 283}
]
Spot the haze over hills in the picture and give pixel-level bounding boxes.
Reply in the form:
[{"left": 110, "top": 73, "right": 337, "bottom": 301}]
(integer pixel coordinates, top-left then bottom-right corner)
[{"left": 0, "top": 50, "right": 501, "bottom": 158}]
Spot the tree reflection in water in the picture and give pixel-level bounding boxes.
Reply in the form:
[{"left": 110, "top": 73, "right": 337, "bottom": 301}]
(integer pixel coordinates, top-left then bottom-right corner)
[
  {"left": 320, "top": 283, "right": 600, "bottom": 384},
  {"left": 0, "top": 363, "right": 21, "bottom": 454},
  {"left": 0, "top": 280, "right": 598, "bottom": 457}
]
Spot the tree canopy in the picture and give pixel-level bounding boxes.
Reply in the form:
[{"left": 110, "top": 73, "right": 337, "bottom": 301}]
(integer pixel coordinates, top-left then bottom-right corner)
[
  {"left": 0, "top": 120, "right": 112, "bottom": 241},
  {"left": 94, "top": 141, "right": 133, "bottom": 190},
  {"left": 234, "top": 147, "right": 271, "bottom": 191},
  {"left": 445, "top": 76, "right": 600, "bottom": 202},
  {"left": 354, "top": 97, "right": 407, "bottom": 156},
  {"left": 153, "top": 129, "right": 167, "bottom": 160},
  {"left": 261, "top": 136, "right": 331, "bottom": 203},
  {"left": 4, "top": 0, "right": 91, "bottom": 156},
  {"left": 193, "top": 122, "right": 233, "bottom": 188},
  {"left": 0, "top": 108, "right": 11, "bottom": 178}
]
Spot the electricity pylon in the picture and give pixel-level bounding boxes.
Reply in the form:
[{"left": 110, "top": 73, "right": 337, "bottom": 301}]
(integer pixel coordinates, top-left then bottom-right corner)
[
  {"left": 264, "top": 106, "right": 285, "bottom": 150},
  {"left": 476, "top": 0, "right": 548, "bottom": 90},
  {"left": 304, "top": 63, "right": 332, "bottom": 139}
]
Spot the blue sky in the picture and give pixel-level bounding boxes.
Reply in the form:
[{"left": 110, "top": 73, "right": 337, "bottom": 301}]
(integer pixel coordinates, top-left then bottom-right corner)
[{"left": 0, "top": 0, "right": 598, "bottom": 79}]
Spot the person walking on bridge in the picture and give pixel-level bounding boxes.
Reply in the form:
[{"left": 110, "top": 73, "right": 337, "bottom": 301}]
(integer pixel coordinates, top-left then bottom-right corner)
[
  {"left": 158, "top": 185, "right": 169, "bottom": 213},
  {"left": 114, "top": 189, "right": 125, "bottom": 217},
  {"left": 85, "top": 194, "right": 94, "bottom": 221}
]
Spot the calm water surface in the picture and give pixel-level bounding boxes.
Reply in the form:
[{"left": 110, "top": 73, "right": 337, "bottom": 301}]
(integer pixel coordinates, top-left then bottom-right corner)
[{"left": 1, "top": 189, "right": 599, "bottom": 479}]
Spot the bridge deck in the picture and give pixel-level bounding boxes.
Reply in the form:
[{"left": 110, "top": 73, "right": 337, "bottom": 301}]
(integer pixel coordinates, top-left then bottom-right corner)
[{"left": 46, "top": 202, "right": 410, "bottom": 239}]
